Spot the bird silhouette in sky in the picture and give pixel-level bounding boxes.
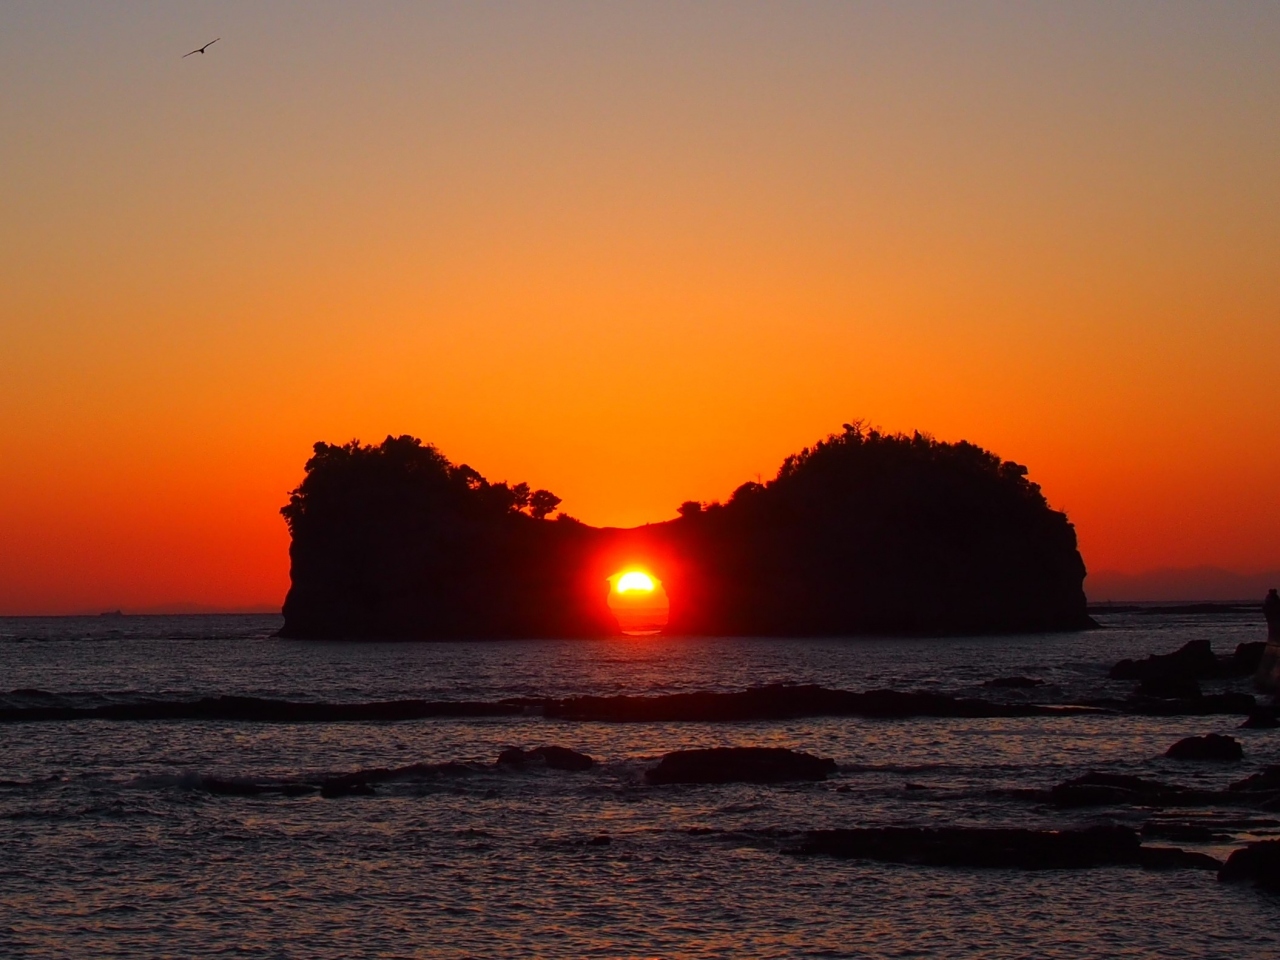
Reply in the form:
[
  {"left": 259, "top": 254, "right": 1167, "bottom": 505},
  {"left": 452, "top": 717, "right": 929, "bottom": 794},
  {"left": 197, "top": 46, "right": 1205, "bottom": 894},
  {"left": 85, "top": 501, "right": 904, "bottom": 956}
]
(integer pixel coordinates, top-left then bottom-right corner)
[{"left": 182, "top": 38, "right": 220, "bottom": 58}]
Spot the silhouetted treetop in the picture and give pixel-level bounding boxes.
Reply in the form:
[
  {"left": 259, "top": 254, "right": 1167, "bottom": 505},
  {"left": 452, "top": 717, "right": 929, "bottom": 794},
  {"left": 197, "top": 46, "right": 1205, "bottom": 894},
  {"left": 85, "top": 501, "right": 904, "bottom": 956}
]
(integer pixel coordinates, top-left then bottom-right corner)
[
  {"left": 281, "top": 435, "right": 562, "bottom": 535},
  {"left": 767, "top": 422, "right": 1045, "bottom": 508}
]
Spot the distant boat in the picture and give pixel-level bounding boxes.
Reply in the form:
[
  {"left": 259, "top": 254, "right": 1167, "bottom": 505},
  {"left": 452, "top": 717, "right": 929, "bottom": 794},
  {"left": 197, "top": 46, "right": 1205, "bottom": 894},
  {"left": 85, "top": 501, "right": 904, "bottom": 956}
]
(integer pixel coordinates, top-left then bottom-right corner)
[{"left": 98, "top": 610, "right": 125, "bottom": 618}]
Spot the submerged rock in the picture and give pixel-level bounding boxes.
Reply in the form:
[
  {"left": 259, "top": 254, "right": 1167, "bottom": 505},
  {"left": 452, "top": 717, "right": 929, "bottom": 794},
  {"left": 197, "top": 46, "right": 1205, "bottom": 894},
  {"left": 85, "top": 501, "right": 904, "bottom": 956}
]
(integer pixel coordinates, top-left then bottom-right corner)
[
  {"left": 547, "top": 684, "right": 1089, "bottom": 723},
  {"left": 1036, "top": 769, "right": 1280, "bottom": 810},
  {"left": 1240, "top": 708, "right": 1279, "bottom": 729},
  {"left": 1136, "top": 676, "right": 1202, "bottom": 700},
  {"left": 1048, "top": 771, "right": 1175, "bottom": 808},
  {"left": 1111, "top": 640, "right": 1219, "bottom": 683},
  {"left": 1110, "top": 598, "right": 1280, "bottom": 696},
  {"left": 1138, "top": 846, "right": 1225, "bottom": 870},
  {"left": 644, "top": 747, "right": 836, "bottom": 785},
  {"left": 191, "top": 776, "right": 316, "bottom": 797},
  {"left": 1118, "top": 692, "right": 1255, "bottom": 716},
  {"left": 1228, "top": 766, "right": 1280, "bottom": 793},
  {"left": 546, "top": 683, "right": 1251, "bottom": 724},
  {"left": 0, "top": 695, "right": 525, "bottom": 724},
  {"left": 1231, "top": 642, "right": 1267, "bottom": 676},
  {"left": 1141, "top": 821, "right": 1227, "bottom": 843},
  {"left": 1166, "top": 734, "right": 1243, "bottom": 761},
  {"left": 200, "top": 777, "right": 272, "bottom": 797},
  {"left": 320, "top": 779, "right": 377, "bottom": 799},
  {"left": 496, "top": 746, "right": 595, "bottom": 771},
  {"left": 983, "top": 676, "right": 1044, "bottom": 688},
  {"left": 1218, "top": 840, "right": 1280, "bottom": 890},
  {"left": 795, "top": 825, "right": 1218, "bottom": 871},
  {"left": 318, "top": 760, "right": 473, "bottom": 798},
  {"left": 1109, "top": 638, "right": 1267, "bottom": 686}
]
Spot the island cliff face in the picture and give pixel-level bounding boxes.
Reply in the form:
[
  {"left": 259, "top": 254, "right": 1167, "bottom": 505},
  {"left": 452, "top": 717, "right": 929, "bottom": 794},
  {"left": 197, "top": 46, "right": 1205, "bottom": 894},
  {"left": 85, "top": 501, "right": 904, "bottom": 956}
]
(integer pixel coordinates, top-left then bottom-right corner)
[
  {"left": 280, "top": 437, "right": 616, "bottom": 639},
  {"left": 279, "top": 424, "right": 1091, "bottom": 639}
]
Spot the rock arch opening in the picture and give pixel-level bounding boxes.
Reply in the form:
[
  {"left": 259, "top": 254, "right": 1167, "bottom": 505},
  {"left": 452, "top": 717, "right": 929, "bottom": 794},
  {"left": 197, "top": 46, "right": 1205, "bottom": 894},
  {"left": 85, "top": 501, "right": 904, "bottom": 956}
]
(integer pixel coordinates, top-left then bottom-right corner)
[{"left": 606, "top": 569, "right": 670, "bottom": 636}]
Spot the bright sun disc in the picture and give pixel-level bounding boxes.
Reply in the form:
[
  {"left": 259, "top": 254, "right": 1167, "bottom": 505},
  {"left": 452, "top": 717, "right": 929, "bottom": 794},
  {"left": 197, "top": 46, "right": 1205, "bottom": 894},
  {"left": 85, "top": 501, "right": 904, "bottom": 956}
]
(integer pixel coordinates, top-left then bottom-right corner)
[{"left": 616, "top": 572, "right": 655, "bottom": 593}]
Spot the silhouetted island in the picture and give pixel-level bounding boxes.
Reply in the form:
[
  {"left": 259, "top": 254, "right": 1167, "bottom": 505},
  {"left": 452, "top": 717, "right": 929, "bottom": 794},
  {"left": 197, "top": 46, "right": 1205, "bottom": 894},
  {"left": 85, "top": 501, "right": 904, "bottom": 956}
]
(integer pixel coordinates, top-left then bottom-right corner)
[{"left": 279, "top": 423, "right": 1092, "bottom": 638}]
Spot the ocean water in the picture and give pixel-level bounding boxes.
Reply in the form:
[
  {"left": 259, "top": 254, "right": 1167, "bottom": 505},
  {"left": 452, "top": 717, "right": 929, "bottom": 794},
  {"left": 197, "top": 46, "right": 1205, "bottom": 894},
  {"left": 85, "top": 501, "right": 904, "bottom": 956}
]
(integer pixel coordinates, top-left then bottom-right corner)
[{"left": 2, "top": 611, "right": 1278, "bottom": 958}]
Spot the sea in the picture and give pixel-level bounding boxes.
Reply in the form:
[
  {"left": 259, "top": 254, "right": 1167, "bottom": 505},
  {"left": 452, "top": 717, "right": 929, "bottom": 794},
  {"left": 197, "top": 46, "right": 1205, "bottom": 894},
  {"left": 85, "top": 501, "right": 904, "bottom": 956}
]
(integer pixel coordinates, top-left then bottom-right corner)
[{"left": 2, "top": 610, "right": 1278, "bottom": 958}]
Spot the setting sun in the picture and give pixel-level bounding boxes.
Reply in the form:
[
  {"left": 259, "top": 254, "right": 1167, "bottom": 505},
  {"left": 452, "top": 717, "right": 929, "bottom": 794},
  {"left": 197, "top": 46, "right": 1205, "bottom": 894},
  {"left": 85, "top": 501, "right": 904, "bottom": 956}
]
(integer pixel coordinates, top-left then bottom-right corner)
[{"left": 615, "top": 572, "right": 656, "bottom": 594}]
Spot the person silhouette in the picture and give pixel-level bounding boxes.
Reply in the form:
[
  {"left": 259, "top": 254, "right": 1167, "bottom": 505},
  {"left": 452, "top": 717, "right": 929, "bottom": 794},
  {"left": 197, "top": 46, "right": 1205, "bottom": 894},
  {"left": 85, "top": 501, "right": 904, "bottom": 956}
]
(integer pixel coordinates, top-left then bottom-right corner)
[{"left": 1265, "top": 588, "right": 1280, "bottom": 641}]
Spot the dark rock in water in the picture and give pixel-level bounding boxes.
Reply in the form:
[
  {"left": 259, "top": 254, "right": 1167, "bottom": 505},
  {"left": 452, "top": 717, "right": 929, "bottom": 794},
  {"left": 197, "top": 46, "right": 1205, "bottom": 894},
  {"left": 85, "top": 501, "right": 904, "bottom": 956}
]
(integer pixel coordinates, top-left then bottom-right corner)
[
  {"left": 1229, "top": 766, "right": 1280, "bottom": 793},
  {"left": 1110, "top": 639, "right": 1219, "bottom": 683},
  {"left": 320, "top": 779, "right": 376, "bottom": 799},
  {"left": 496, "top": 746, "right": 526, "bottom": 766},
  {"left": 1049, "top": 771, "right": 1177, "bottom": 808},
  {"left": 0, "top": 695, "right": 525, "bottom": 724},
  {"left": 201, "top": 777, "right": 271, "bottom": 797},
  {"left": 547, "top": 684, "right": 1092, "bottom": 723},
  {"left": 1135, "top": 675, "right": 1202, "bottom": 700},
  {"left": 1050, "top": 784, "right": 1148, "bottom": 808},
  {"left": 318, "top": 761, "right": 471, "bottom": 798},
  {"left": 1241, "top": 708, "right": 1279, "bottom": 729},
  {"left": 795, "top": 825, "right": 1217, "bottom": 871},
  {"left": 1141, "top": 821, "right": 1226, "bottom": 843},
  {"left": 1119, "top": 692, "right": 1256, "bottom": 716},
  {"left": 1218, "top": 840, "right": 1280, "bottom": 890},
  {"left": 644, "top": 747, "right": 836, "bottom": 785},
  {"left": 587, "top": 834, "right": 612, "bottom": 846},
  {"left": 1062, "top": 772, "right": 1171, "bottom": 794},
  {"left": 1138, "top": 846, "right": 1224, "bottom": 871},
  {"left": 2, "top": 686, "right": 1109, "bottom": 726},
  {"left": 198, "top": 776, "right": 317, "bottom": 797},
  {"left": 536, "top": 746, "right": 595, "bottom": 771},
  {"left": 1231, "top": 642, "right": 1267, "bottom": 676},
  {"left": 984, "top": 676, "right": 1044, "bottom": 688},
  {"left": 1166, "top": 734, "right": 1243, "bottom": 761},
  {"left": 496, "top": 746, "right": 595, "bottom": 771},
  {"left": 1107, "top": 636, "right": 1261, "bottom": 688},
  {"left": 1038, "top": 769, "right": 1280, "bottom": 810}
]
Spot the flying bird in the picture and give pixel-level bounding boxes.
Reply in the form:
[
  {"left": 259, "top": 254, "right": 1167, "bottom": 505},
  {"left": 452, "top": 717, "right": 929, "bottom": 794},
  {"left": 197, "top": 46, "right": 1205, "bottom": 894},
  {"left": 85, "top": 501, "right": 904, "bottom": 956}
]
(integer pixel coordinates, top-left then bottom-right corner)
[{"left": 182, "top": 38, "right": 219, "bottom": 58}]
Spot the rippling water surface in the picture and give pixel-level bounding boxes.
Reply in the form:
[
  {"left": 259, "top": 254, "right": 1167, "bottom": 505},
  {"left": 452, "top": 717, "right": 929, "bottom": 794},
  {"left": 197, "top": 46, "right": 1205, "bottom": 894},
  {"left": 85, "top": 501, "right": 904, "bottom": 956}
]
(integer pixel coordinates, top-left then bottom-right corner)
[{"left": 2, "top": 612, "right": 1277, "bottom": 958}]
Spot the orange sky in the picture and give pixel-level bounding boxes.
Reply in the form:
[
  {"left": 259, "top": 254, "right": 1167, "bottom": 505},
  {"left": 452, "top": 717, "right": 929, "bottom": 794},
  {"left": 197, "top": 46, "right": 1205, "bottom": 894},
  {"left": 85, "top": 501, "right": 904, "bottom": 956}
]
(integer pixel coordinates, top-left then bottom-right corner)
[{"left": 2, "top": 2, "right": 1279, "bottom": 614}]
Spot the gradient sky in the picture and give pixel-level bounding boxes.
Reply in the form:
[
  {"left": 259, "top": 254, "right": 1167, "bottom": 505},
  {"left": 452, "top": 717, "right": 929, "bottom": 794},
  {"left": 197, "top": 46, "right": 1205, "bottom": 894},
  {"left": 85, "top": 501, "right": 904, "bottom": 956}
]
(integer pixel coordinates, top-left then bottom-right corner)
[{"left": 3, "top": 1, "right": 1278, "bottom": 614}]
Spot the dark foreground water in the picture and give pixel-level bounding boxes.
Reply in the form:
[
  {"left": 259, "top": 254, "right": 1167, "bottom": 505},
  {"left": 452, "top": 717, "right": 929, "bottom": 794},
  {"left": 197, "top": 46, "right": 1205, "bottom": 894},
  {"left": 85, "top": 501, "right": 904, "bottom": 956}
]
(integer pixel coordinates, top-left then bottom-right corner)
[{"left": 2, "top": 611, "right": 1278, "bottom": 958}]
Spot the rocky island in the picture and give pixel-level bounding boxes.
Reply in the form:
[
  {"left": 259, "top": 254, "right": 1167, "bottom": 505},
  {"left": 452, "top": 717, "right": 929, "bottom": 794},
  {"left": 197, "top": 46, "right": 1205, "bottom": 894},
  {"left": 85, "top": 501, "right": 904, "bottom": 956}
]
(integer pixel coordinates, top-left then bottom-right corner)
[{"left": 279, "top": 423, "right": 1092, "bottom": 638}]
